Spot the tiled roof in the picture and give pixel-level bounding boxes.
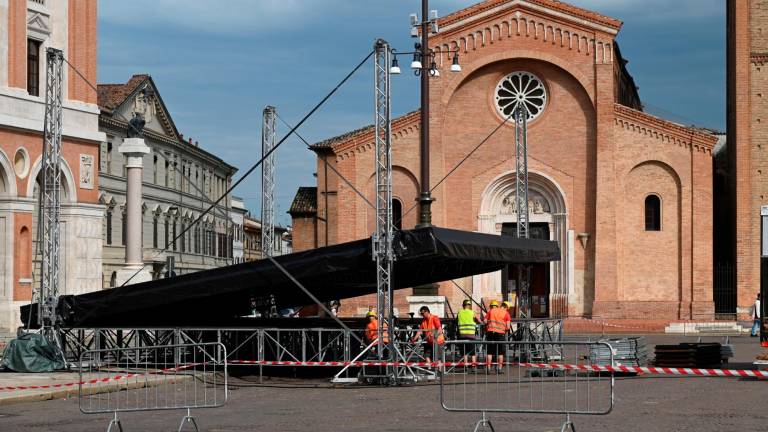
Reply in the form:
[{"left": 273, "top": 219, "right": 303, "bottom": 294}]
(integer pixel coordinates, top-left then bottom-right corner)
[
  {"left": 438, "top": 0, "right": 622, "bottom": 31},
  {"left": 97, "top": 74, "right": 149, "bottom": 112},
  {"left": 289, "top": 187, "right": 317, "bottom": 215},
  {"left": 311, "top": 109, "right": 421, "bottom": 150}
]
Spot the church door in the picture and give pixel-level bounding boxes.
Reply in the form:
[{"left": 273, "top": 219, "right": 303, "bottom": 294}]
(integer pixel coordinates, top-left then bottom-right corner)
[{"left": 501, "top": 223, "right": 550, "bottom": 318}]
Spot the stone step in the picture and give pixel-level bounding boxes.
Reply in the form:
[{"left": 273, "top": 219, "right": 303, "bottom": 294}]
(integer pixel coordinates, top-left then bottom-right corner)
[{"left": 665, "top": 322, "right": 746, "bottom": 335}]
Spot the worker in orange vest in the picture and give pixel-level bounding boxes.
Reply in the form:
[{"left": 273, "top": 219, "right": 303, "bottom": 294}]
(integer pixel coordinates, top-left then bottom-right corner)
[
  {"left": 364, "top": 310, "right": 389, "bottom": 345},
  {"left": 485, "top": 300, "right": 510, "bottom": 373},
  {"left": 411, "top": 306, "right": 445, "bottom": 364}
]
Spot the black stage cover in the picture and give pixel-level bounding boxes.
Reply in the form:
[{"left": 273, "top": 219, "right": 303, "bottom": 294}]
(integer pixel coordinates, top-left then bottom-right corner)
[{"left": 22, "top": 227, "right": 559, "bottom": 327}]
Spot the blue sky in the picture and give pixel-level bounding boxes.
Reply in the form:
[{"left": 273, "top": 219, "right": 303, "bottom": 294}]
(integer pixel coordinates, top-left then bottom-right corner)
[{"left": 98, "top": 0, "right": 725, "bottom": 226}]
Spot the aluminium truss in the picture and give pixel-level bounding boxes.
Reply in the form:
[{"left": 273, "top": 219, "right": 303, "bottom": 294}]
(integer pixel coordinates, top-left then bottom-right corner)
[
  {"left": 261, "top": 106, "right": 277, "bottom": 258},
  {"left": 373, "top": 39, "right": 395, "bottom": 359},
  {"left": 514, "top": 102, "right": 532, "bottom": 319},
  {"left": 39, "top": 48, "right": 64, "bottom": 331}
]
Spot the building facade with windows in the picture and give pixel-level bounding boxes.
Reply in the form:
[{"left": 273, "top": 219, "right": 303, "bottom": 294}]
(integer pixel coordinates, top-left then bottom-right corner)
[
  {"left": 97, "top": 74, "right": 244, "bottom": 285},
  {"left": 0, "top": 0, "right": 103, "bottom": 333},
  {"left": 291, "top": 0, "right": 718, "bottom": 320},
  {"left": 242, "top": 213, "right": 291, "bottom": 262}
]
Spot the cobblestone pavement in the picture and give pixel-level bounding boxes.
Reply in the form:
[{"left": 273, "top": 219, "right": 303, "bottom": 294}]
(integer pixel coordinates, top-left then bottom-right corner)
[{"left": 0, "top": 335, "right": 766, "bottom": 431}]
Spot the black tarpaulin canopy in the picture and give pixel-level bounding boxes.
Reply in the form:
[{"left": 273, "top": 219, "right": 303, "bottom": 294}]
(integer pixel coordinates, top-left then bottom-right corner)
[{"left": 22, "top": 226, "right": 559, "bottom": 327}]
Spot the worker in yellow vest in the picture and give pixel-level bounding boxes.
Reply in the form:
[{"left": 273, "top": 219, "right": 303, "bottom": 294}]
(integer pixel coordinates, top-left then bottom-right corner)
[{"left": 457, "top": 299, "right": 481, "bottom": 370}]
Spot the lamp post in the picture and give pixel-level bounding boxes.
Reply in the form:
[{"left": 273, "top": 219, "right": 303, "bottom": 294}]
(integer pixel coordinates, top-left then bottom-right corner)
[
  {"left": 389, "top": 2, "right": 461, "bottom": 299},
  {"left": 389, "top": 2, "right": 461, "bottom": 228}
]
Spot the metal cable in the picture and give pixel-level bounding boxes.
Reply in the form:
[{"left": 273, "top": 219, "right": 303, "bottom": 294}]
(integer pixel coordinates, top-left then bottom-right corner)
[
  {"left": 395, "top": 109, "right": 516, "bottom": 227},
  {"left": 61, "top": 50, "right": 375, "bottom": 328}
]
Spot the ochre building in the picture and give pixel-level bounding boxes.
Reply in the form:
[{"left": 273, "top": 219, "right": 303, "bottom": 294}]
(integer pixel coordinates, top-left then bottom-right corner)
[{"left": 290, "top": 0, "right": 718, "bottom": 320}]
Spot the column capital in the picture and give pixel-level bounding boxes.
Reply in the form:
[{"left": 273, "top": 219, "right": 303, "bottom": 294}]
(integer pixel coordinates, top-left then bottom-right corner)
[{"left": 119, "top": 138, "right": 150, "bottom": 168}]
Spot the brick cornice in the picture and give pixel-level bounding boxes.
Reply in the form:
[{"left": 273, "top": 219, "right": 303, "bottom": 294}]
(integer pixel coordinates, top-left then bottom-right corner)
[
  {"left": 437, "top": 0, "right": 621, "bottom": 32},
  {"left": 329, "top": 110, "right": 421, "bottom": 159},
  {"left": 751, "top": 52, "right": 768, "bottom": 65},
  {"left": 614, "top": 104, "right": 717, "bottom": 152}
]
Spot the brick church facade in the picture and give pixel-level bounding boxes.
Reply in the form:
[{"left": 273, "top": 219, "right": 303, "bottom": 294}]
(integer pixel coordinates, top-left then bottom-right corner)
[{"left": 290, "top": 0, "right": 719, "bottom": 320}]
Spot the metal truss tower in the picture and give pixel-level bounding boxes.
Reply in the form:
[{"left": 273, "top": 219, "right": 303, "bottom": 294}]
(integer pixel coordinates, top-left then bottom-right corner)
[
  {"left": 373, "top": 39, "right": 395, "bottom": 359},
  {"left": 514, "top": 103, "right": 531, "bottom": 318},
  {"left": 261, "top": 106, "right": 277, "bottom": 258},
  {"left": 38, "top": 48, "right": 64, "bottom": 331}
]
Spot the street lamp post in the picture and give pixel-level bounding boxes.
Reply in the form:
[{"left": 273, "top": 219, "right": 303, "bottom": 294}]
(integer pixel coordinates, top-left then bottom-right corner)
[
  {"left": 388, "top": 2, "right": 461, "bottom": 298},
  {"left": 417, "top": 0, "right": 433, "bottom": 229}
]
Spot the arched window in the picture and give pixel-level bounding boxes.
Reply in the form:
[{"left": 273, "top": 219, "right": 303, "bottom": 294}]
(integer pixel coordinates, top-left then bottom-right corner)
[
  {"left": 19, "top": 226, "right": 31, "bottom": 279},
  {"left": 153, "top": 217, "right": 158, "bottom": 248},
  {"left": 644, "top": 195, "right": 661, "bottom": 231},
  {"left": 392, "top": 199, "right": 403, "bottom": 230},
  {"left": 106, "top": 210, "right": 113, "bottom": 245}
]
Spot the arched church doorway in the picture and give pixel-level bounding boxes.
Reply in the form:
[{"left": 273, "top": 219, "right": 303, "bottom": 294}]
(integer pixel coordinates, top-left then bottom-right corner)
[{"left": 477, "top": 171, "right": 569, "bottom": 318}]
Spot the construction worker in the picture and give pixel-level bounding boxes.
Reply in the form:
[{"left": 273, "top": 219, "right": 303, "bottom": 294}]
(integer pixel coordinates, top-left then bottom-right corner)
[
  {"left": 364, "top": 310, "right": 389, "bottom": 345},
  {"left": 411, "top": 306, "right": 445, "bottom": 365},
  {"left": 502, "top": 300, "right": 516, "bottom": 337},
  {"left": 457, "top": 299, "right": 481, "bottom": 370},
  {"left": 484, "top": 300, "right": 510, "bottom": 373}
]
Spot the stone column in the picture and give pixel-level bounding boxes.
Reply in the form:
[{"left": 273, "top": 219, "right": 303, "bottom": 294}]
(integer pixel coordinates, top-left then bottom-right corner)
[{"left": 115, "top": 138, "right": 152, "bottom": 286}]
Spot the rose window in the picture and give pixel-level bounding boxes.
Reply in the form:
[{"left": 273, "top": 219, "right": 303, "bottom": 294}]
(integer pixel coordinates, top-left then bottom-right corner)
[{"left": 494, "top": 71, "right": 547, "bottom": 121}]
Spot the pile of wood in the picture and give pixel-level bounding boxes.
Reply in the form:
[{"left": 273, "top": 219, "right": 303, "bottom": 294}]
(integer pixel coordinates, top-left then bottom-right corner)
[{"left": 653, "top": 343, "right": 722, "bottom": 368}]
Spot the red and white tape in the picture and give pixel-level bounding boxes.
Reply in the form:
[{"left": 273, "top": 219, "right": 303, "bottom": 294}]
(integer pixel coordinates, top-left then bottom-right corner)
[
  {"left": 2, "top": 360, "right": 765, "bottom": 392},
  {"left": 228, "top": 359, "right": 768, "bottom": 378},
  {"left": 0, "top": 362, "right": 202, "bottom": 392}
]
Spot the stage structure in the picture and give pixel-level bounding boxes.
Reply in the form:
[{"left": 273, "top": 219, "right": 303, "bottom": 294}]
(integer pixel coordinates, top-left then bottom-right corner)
[
  {"left": 373, "top": 39, "right": 395, "bottom": 359},
  {"left": 38, "top": 48, "right": 65, "bottom": 347},
  {"left": 262, "top": 106, "right": 277, "bottom": 258},
  {"left": 514, "top": 102, "right": 532, "bottom": 319}
]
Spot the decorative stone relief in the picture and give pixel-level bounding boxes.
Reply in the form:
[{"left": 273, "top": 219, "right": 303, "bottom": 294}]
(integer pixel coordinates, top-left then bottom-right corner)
[
  {"left": 27, "top": 10, "right": 51, "bottom": 40},
  {"left": 500, "top": 192, "right": 549, "bottom": 214},
  {"left": 79, "top": 154, "right": 95, "bottom": 189}
]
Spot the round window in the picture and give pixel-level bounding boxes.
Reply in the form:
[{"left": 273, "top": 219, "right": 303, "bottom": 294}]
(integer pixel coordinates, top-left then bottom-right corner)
[
  {"left": 494, "top": 71, "right": 547, "bottom": 121},
  {"left": 14, "top": 148, "right": 29, "bottom": 178}
]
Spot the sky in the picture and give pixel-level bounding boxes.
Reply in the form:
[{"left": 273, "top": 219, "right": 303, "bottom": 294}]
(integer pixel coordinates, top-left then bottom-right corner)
[{"left": 98, "top": 0, "right": 726, "bottom": 227}]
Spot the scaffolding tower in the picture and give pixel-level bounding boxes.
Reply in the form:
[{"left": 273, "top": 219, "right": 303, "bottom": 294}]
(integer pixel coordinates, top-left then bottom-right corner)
[
  {"left": 373, "top": 39, "right": 395, "bottom": 359},
  {"left": 514, "top": 102, "right": 532, "bottom": 318},
  {"left": 38, "top": 48, "right": 64, "bottom": 332},
  {"left": 261, "top": 106, "right": 277, "bottom": 258}
]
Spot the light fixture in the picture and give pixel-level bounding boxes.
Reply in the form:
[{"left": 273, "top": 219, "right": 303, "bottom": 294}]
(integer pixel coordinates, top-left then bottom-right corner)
[
  {"left": 390, "top": 57, "right": 401, "bottom": 75},
  {"left": 450, "top": 54, "right": 462, "bottom": 73},
  {"left": 411, "top": 51, "right": 422, "bottom": 70},
  {"left": 430, "top": 60, "right": 439, "bottom": 77}
]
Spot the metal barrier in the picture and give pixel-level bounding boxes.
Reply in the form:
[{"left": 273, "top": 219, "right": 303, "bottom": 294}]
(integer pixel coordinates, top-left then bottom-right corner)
[
  {"left": 79, "top": 342, "right": 227, "bottom": 432},
  {"left": 440, "top": 340, "right": 614, "bottom": 432}
]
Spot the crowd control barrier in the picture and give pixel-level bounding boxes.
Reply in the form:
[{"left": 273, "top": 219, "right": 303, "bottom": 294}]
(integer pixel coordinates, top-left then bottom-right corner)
[
  {"left": 440, "top": 340, "right": 614, "bottom": 432},
  {"left": 78, "top": 342, "right": 227, "bottom": 432}
]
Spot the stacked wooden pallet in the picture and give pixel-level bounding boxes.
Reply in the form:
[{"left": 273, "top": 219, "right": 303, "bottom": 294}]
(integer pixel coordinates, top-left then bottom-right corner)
[{"left": 653, "top": 343, "right": 722, "bottom": 368}]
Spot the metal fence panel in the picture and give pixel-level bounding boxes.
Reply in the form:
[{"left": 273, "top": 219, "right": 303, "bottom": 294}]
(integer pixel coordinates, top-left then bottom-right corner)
[
  {"left": 79, "top": 342, "right": 227, "bottom": 414},
  {"left": 440, "top": 340, "right": 613, "bottom": 415}
]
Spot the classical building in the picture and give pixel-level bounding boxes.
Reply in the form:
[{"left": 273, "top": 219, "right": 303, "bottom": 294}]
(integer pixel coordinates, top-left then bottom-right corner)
[
  {"left": 724, "top": 0, "right": 768, "bottom": 319},
  {"left": 0, "top": 0, "right": 103, "bottom": 333},
  {"left": 242, "top": 213, "right": 291, "bottom": 262},
  {"left": 290, "top": 0, "right": 718, "bottom": 320},
  {"left": 97, "top": 74, "right": 244, "bottom": 284}
]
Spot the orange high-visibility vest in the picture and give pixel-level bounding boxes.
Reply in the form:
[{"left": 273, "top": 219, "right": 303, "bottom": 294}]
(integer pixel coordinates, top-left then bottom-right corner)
[
  {"left": 365, "top": 319, "right": 390, "bottom": 344},
  {"left": 485, "top": 308, "right": 508, "bottom": 334},
  {"left": 419, "top": 315, "right": 445, "bottom": 345}
]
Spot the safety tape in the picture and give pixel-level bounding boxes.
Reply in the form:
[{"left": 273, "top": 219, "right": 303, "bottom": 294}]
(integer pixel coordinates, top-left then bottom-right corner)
[
  {"left": 227, "top": 359, "right": 768, "bottom": 378},
  {"left": 0, "top": 362, "right": 202, "bottom": 392},
  {"left": 2, "top": 360, "right": 764, "bottom": 392}
]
